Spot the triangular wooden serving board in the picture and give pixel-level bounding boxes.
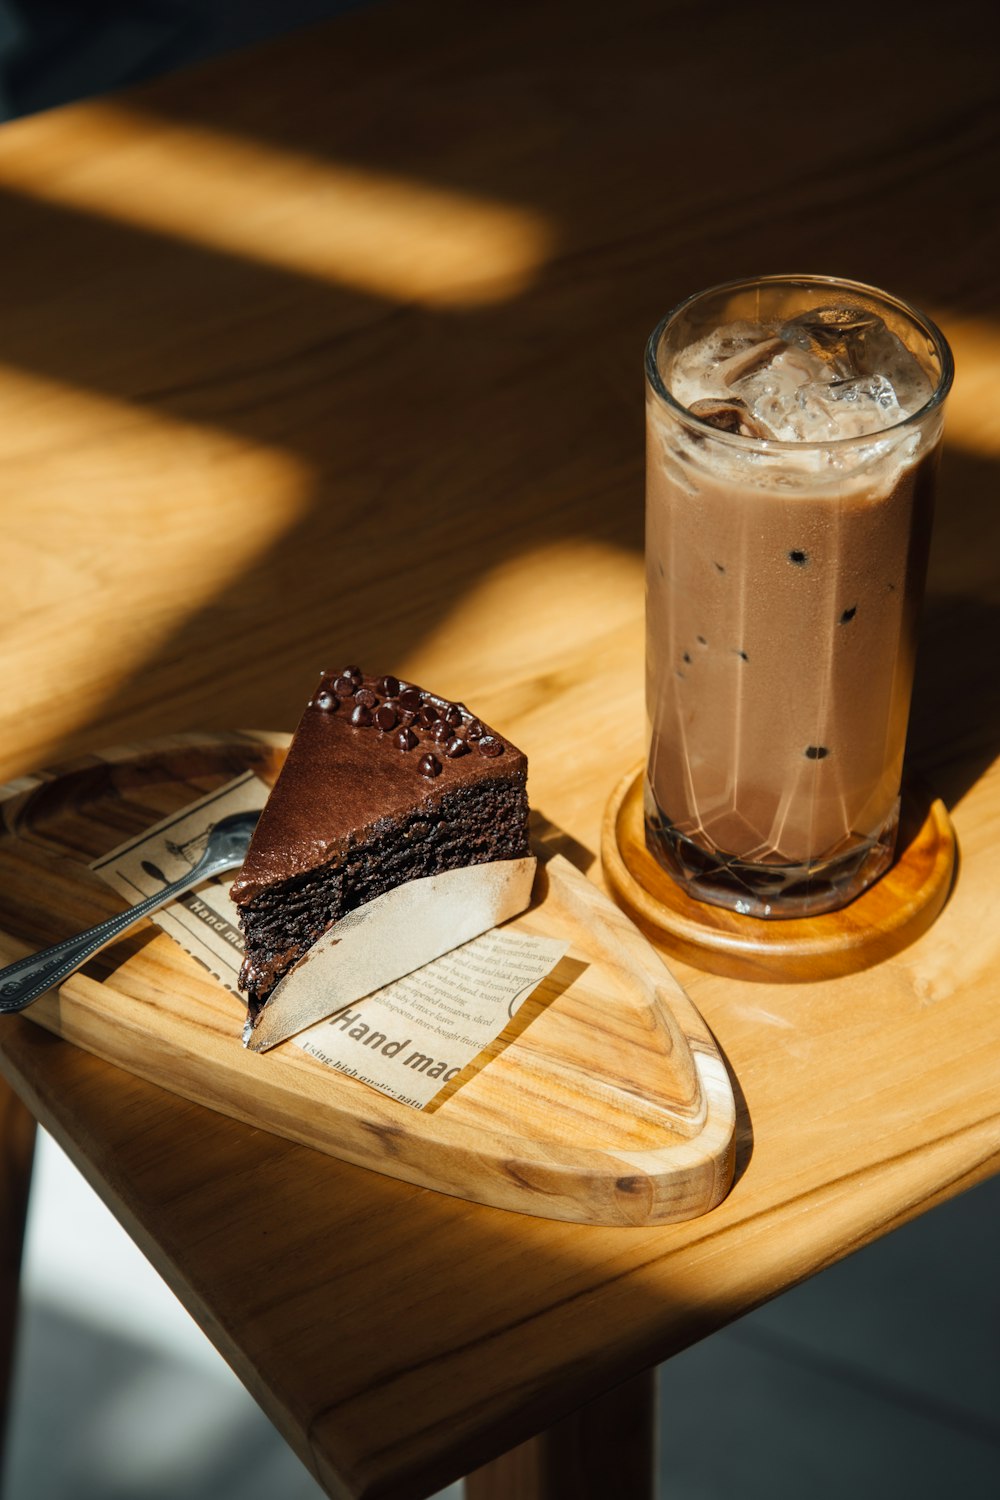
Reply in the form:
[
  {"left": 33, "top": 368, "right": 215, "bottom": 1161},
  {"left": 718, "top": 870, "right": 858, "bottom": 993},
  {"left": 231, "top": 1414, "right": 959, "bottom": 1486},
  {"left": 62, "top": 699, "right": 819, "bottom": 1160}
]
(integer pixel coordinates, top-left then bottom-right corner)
[{"left": 0, "top": 734, "right": 735, "bottom": 1227}]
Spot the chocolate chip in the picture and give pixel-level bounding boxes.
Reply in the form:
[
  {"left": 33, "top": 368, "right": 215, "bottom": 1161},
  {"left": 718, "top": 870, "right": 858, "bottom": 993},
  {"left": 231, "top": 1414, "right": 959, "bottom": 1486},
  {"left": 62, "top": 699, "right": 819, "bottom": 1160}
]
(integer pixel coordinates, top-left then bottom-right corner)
[
  {"left": 418, "top": 753, "right": 442, "bottom": 778},
  {"left": 430, "top": 720, "right": 453, "bottom": 743},
  {"left": 376, "top": 675, "right": 400, "bottom": 697},
  {"left": 343, "top": 665, "right": 362, "bottom": 683},
  {"left": 350, "top": 704, "right": 373, "bottom": 727},
  {"left": 399, "top": 687, "right": 421, "bottom": 712},
  {"left": 477, "top": 735, "right": 504, "bottom": 758},
  {"left": 840, "top": 606, "right": 857, "bottom": 623},
  {"left": 375, "top": 703, "right": 398, "bottom": 731},
  {"left": 788, "top": 550, "right": 809, "bottom": 566},
  {"left": 416, "top": 705, "right": 439, "bottom": 728},
  {"left": 354, "top": 687, "right": 378, "bottom": 708},
  {"left": 465, "top": 719, "right": 485, "bottom": 742},
  {"left": 442, "top": 704, "right": 463, "bottom": 728},
  {"left": 333, "top": 675, "right": 356, "bottom": 697},
  {"left": 804, "top": 745, "right": 829, "bottom": 760},
  {"left": 445, "top": 737, "right": 468, "bottom": 758},
  {"left": 314, "top": 690, "right": 337, "bottom": 711},
  {"left": 396, "top": 727, "right": 418, "bottom": 751}
]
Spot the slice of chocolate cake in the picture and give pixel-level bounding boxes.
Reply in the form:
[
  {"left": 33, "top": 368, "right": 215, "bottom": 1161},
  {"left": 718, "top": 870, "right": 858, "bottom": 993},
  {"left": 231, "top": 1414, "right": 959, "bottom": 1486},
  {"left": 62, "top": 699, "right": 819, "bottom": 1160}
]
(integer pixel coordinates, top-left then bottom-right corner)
[{"left": 231, "top": 666, "right": 530, "bottom": 1021}]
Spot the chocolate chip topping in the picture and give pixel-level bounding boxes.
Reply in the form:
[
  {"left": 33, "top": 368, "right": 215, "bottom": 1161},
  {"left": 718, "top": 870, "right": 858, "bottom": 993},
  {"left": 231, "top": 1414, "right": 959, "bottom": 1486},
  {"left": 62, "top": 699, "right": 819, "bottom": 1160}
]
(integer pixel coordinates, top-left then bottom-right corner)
[
  {"left": 306, "top": 666, "right": 515, "bottom": 780},
  {"left": 804, "top": 745, "right": 830, "bottom": 760}
]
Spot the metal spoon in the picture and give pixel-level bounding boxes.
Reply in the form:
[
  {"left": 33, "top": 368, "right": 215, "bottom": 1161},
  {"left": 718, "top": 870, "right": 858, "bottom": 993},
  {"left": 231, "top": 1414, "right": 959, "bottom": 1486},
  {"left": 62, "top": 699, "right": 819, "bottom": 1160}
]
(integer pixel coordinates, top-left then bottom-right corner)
[{"left": 0, "top": 808, "right": 259, "bottom": 1014}]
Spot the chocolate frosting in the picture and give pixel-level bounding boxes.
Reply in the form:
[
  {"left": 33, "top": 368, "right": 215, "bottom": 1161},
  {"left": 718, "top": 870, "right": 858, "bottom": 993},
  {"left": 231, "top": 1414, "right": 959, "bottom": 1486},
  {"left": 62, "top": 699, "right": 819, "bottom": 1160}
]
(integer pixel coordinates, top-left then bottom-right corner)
[{"left": 230, "top": 668, "right": 527, "bottom": 905}]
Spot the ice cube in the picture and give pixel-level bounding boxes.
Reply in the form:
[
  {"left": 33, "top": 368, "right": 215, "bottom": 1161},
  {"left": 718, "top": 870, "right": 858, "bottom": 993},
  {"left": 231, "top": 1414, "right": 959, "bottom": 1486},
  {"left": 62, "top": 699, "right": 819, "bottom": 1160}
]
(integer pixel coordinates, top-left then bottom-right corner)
[
  {"left": 706, "top": 321, "right": 774, "bottom": 363},
  {"left": 752, "top": 368, "right": 903, "bottom": 441},
  {"left": 669, "top": 305, "right": 933, "bottom": 443},
  {"left": 782, "top": 304, "right": 933, "bottom": 418},
  {"left": 729, "top": 346, "right": 844, "bottom": 441},
  {"left": 718, "top": 336, "right": 786, "bottom": 387},
  {"left": 687, "top": 397, "right": 776, "bottom": 439},
  {"left": 828, "top": 371, "right": 906, "bottom": 421},
  {"left": 781, "top": 306, "right": 883, "bottom": 380},
  {"left": 669, "top": 323, "right": 781, "bottom": 422}
]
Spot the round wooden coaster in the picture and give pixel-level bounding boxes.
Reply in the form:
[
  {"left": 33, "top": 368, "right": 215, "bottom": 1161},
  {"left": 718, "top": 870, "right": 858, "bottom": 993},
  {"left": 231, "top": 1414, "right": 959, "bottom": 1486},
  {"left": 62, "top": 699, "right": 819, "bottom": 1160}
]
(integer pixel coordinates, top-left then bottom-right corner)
[{"left": 601, "top": 767, "right": 957, "bottom": 983}]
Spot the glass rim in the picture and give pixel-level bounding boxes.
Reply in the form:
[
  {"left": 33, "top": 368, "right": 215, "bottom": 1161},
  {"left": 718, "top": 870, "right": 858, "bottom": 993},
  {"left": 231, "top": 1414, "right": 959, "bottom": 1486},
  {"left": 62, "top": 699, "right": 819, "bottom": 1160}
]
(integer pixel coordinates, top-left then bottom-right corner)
[{"left": 645, "top": 273, "right": 955, "bottom": 452}]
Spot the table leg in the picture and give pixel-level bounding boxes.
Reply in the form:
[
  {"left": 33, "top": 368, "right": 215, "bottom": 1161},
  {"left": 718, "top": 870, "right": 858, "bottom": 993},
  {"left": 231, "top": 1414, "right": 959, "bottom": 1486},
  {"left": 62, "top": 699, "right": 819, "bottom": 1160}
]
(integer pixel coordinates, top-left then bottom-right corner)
[
  {"left": 0, "top": 1075, "right": 36, "bottom": 1456},
  {"left": 465, "top": 1368, "right": 657, "bottom": 1500}
]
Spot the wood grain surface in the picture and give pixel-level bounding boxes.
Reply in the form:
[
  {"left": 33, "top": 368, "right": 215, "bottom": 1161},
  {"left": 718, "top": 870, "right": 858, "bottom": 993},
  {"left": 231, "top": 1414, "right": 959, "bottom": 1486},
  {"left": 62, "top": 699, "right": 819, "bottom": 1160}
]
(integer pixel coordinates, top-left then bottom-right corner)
[
  {"left": 0, "top": 0, "right": 997, "bottom": 1496},
  {"left": 0, "top": 735, "right": 735, "bottom": 1227}
]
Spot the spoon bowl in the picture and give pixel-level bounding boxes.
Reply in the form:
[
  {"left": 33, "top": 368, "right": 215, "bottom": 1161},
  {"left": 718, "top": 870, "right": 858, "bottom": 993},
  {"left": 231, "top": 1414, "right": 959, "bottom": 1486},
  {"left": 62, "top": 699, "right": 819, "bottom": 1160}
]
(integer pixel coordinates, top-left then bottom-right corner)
[{"left": 0, "top": 808, "right": 259, "bottom": 1013}]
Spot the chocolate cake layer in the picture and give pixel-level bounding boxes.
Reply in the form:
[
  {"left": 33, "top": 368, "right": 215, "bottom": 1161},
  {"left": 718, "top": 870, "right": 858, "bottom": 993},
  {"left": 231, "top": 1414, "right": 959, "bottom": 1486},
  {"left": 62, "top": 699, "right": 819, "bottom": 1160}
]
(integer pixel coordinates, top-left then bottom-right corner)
[{"left": 232, "top": 667, "right": 530, "bottom": 1014}]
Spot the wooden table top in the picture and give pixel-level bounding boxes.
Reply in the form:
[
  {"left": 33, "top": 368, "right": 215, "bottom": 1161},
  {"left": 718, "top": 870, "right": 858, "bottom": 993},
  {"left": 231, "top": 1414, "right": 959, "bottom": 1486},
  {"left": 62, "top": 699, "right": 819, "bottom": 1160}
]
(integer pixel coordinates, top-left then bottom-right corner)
[{"left": 1, "top": 2, "right": 998, "bottom": 1496}]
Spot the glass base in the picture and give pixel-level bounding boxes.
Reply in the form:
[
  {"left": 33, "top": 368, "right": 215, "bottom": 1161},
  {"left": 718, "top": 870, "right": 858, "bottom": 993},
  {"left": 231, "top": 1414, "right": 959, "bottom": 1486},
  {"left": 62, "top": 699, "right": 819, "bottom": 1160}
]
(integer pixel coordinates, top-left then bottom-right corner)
[{"left": 643, "top": 792, "right": 899, "bottom": 920}]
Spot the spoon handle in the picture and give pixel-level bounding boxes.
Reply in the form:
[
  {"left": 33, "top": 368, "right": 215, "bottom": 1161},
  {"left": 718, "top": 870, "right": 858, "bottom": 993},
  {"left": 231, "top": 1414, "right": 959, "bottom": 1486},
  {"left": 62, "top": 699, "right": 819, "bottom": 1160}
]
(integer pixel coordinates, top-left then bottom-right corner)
[{"left": 0, "top": 859, "right": 220, "bottom": 1014}]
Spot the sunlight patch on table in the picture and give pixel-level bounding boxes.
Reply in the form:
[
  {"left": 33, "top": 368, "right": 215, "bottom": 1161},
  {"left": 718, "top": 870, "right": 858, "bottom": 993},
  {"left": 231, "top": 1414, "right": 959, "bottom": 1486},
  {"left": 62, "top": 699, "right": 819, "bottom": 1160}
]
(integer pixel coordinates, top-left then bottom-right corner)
[
  {"left": 402, "top": 540, "right": 645, "bottom": 829},
  {"left": 927, "top": 310, "right": 1000, "bottom": 459},
  {"left": 0, "top": 101, "right": 555, "bottom": 308},
  {"left": 0, "top": 363, "right": 308, "bottom": 778},
  {"left": 405, "top": 540, "right": 643, "bottom": 690}
]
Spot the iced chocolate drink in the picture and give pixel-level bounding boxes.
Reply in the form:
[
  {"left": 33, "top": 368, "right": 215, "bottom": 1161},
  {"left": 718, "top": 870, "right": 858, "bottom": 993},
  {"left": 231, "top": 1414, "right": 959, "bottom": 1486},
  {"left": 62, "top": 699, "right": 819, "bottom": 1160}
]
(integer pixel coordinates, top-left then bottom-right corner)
[{"left": 644, "top": 276, "right": 953, "bottom": 917}]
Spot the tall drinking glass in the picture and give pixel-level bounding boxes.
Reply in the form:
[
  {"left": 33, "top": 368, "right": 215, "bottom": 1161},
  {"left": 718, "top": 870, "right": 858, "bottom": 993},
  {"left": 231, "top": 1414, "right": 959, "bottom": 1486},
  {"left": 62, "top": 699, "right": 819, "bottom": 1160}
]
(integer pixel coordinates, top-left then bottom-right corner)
[{"left": 644, "top": 274, "right": 953, "bottom": 918}]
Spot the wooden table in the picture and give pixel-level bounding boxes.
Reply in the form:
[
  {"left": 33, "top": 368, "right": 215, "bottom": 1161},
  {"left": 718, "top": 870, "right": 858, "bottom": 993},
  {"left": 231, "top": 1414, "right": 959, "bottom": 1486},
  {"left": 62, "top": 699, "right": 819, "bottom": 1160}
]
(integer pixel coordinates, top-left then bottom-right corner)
[{"left": 1, "top": 1, "right": 998, "bottom": 1495}]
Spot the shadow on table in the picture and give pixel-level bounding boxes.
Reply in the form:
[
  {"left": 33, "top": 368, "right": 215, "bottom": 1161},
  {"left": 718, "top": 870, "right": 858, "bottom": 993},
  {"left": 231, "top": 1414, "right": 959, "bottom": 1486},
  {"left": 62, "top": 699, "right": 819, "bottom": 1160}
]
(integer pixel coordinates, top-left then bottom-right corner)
[{"left": 909, "top": 451, "right": 1000, "bottom": 809}]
